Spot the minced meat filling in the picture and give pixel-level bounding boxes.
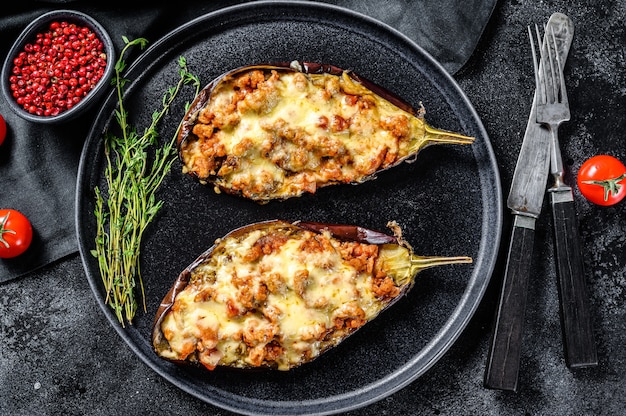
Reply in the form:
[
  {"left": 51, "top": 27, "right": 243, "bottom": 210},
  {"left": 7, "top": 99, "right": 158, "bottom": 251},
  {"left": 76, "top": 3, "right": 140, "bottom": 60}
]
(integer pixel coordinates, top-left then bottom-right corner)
[
  {"left": 180, "top": 68, "right": 418, "bottom": 201},
  {"left": 158, "top": 225, "right": 402, "bottom": 371}
]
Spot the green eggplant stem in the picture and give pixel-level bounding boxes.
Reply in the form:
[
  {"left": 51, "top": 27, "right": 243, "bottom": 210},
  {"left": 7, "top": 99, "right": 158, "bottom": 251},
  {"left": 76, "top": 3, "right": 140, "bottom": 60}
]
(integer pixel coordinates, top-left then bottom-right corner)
[
  {"left": 424, "top": 124, "right": 475, "bottom": 146},
  {"left": 407, "top": 124, "right": 475, "bottom": 155},
  {"left": 379, "top": 242, "right": 472, "bottom": 287},
  {"left": 410, "top": 255, "right": 473, "bottom": 271}
]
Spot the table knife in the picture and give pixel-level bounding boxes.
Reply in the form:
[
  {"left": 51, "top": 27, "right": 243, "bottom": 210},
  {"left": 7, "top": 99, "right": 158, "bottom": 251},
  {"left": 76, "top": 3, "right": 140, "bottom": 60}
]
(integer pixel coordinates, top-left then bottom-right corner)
[
  {"left": 484, "top": 12, "right": 574, "bottom": 392},
  {"left": 546, "top": 16, "right": 598, "bottom": 369}
]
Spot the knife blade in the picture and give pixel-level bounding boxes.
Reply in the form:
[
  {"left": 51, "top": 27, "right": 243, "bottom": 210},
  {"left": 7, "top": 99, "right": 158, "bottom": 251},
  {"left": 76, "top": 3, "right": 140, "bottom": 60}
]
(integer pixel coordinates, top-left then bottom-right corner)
[
  {"left": 484, "top": 12, "right": 574, "bottom": 392},
  {"left": 546, "top": 15, "right": 598, "bottom": 369}
]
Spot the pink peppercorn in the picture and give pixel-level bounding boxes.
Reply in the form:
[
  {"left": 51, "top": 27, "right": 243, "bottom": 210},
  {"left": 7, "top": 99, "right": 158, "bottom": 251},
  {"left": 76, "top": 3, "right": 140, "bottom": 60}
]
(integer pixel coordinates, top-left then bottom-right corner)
[{"left": 9, "top": 20, "right": 107, "bottom": 117}]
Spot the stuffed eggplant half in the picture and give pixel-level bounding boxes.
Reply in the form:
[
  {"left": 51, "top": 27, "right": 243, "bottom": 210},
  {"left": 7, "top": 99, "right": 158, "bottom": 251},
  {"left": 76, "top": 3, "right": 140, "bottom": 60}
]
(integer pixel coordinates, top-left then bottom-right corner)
[
  {"left": 152, "top": 220, "right": 472, "bottom": 371},
  {"left": 177, "top": 61, "right": 475, "bottom": 203}
]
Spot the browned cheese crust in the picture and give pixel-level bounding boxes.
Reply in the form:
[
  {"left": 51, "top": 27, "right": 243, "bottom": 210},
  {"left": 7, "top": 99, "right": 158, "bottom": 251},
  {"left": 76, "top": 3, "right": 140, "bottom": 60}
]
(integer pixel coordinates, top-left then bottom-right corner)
[
  {"left": 179, "top": 67, "right": 442, "bottom": 202},
  {"left": 154, "top": 222, "right": 404, "bottom": 371}
]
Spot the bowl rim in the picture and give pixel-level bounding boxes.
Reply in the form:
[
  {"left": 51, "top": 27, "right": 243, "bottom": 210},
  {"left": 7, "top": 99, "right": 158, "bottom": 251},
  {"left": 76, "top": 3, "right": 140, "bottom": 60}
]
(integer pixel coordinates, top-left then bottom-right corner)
[{"left": 1, "top": 9, "right": 116, "bottom": 124}]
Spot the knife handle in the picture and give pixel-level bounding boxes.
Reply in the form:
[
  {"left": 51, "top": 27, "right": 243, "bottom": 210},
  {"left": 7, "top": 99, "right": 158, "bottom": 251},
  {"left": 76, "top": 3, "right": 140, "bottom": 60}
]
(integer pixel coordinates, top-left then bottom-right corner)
[
  {"left": 484, "top": 215, "right": 535, "bottom": 392},
  {"left": 550, "top": 189, "right": 598, "bottom": 368}
]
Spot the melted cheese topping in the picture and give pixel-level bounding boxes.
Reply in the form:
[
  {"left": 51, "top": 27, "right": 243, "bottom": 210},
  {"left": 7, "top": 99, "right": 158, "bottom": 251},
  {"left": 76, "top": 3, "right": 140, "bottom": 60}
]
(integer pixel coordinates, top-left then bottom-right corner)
[
  {"left": 180, "top": 68, "right": 427, "bottom": 201},
  {"left": 158, "top": 224, "right": 402, "bottom": 371}
]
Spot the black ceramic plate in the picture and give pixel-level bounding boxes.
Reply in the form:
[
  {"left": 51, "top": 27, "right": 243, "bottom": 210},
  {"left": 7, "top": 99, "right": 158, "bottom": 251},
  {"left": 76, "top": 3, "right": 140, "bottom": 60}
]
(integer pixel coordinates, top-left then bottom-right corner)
[{"left": 76, "top": 2, "right": 502, "bottom": 415}]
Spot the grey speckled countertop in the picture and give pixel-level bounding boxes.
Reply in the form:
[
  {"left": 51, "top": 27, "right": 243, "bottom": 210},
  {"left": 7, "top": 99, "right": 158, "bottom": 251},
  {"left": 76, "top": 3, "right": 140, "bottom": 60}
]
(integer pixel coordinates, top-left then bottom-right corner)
[{"left": 2, "top": 0, "right": 626, "bottom": 415}]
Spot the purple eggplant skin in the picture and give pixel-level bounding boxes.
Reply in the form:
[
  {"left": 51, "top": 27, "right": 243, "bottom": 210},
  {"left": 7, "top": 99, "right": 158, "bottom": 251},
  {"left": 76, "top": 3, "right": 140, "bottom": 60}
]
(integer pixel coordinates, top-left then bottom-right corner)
[
  {"left": 151, "top": 219, "right": 407, "bottom": 367},
  {"left": 176, "top": 61, "right": 475, "bottom": 202},
  {"left": 151, "top": 219, "right": 398, "bottom": 355},
  {"left": 296, "top": 221, "right": 399, "bottom": 245},
  {"left": 176, "top": 61, "right": 421, "bottom": 158},
  {"left": 152, "top": 220, "right": 279, "bottom": 358},
  {"left": 151, "top": 219, "right": 471, "bottom": 371},
  {"left": 152, "top": 220, "right": 286, "bottom": 360}
]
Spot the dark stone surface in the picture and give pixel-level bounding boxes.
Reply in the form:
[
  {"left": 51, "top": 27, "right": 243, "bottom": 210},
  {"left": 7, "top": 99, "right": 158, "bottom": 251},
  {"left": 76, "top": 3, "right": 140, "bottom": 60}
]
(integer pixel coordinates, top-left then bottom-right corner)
[{"left": 2, "top": 1, "right": 626, "bottom": 415}]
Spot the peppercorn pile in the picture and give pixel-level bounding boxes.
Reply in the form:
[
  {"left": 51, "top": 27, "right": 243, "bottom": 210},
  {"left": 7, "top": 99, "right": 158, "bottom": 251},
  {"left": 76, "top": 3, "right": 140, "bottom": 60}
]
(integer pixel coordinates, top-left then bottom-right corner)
[{"left": 7, "top": 20, "right": 107, "bottom": 117}]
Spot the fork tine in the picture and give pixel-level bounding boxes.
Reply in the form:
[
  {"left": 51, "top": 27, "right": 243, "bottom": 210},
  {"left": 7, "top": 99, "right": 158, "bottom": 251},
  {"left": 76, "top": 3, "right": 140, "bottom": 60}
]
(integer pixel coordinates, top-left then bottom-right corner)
[
  {"left": 528, "top": 25, "right": 543, "bottom": 104},
  {"left": 536, "top": 24, "right": 553, "bottom": 104},
  {"left": 546, "top": 26, "right": 559, "bottom": 103},
  {"left": 550, "top": 26, "right": 568, "bottom": 105}
]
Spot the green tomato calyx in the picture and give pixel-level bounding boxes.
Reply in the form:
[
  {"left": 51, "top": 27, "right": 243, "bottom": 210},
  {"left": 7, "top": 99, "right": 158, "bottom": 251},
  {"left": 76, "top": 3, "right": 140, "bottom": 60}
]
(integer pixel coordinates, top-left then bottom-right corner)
[{"left": 583, "top": 173, "right": 626, "bottom": 201}]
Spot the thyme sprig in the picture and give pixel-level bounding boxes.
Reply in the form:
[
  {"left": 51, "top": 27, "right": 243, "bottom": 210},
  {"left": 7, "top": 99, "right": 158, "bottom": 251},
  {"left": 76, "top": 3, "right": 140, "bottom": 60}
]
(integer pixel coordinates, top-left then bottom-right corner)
[{"left": 92, "top": 37, "right": 201, "bottom": 326}]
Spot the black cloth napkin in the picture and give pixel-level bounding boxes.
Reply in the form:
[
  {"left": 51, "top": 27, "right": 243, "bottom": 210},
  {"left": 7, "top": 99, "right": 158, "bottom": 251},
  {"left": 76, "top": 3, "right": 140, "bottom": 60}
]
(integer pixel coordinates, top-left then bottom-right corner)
[{"left": 0, "top": 0, "right": 496, "bottom": 282}]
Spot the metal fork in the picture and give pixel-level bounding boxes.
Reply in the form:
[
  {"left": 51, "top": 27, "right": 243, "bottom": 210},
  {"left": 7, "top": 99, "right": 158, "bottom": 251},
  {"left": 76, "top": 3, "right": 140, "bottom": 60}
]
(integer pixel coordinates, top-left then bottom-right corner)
[
  {"left": 530, "top": 24, "right": 598, "bottom": 369},
  {"left": 530, "top": 24, "right": 569, "bottom": 187}
]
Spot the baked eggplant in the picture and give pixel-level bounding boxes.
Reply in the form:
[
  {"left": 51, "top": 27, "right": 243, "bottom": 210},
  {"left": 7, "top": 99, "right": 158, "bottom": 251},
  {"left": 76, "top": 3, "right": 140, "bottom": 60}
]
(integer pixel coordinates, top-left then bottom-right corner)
[
  {"left": 177, "top": 61, "right": 475, "bottom": 203},
  {"left": 152, "top": 220, "right": 472, "bottom": 371}
]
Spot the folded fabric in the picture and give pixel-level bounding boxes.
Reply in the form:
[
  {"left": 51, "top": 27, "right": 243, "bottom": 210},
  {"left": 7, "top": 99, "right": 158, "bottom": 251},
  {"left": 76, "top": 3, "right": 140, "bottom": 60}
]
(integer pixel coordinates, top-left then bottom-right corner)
[{"left": 0, "top": 0, "right": 496, "bottom": 282}]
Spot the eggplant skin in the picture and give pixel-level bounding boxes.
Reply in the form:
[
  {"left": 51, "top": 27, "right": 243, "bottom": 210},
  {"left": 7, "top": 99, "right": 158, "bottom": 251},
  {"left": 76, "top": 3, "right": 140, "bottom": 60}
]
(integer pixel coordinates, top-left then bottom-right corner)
[
  {"left": 153, "top": 220, "right": 472, "bottom": 371},
  {"left": 152, "top": 220, "right": 414, "bottom": 372},
  {"left": 177, "top": 61, "right": 474, "bottom": 203}
]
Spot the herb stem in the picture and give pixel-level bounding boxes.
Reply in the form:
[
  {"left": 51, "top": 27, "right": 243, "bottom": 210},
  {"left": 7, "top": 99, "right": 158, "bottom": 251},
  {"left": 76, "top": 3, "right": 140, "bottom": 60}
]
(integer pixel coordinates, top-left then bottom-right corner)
[{"left": 92, "top": 38, "right": 200, "bottom": 326}]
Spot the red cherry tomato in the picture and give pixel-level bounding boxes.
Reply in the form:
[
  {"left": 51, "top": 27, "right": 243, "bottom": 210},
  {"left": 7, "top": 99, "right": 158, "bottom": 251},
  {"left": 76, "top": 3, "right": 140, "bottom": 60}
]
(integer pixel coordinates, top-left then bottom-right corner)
[
  {"left": 0, "top": 209, "right": 33, "bottom": 258},
  {"left": 0, "top": 114, "right": 6, "bottom": 146},
  {"left": 577, "top": 155, "right": 626, "bottom": 206}
]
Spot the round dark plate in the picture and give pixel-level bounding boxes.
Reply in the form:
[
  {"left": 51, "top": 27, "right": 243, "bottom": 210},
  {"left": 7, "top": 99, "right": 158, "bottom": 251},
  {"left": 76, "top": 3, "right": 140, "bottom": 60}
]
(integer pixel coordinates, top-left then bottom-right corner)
[{"left": 76, "top": 2, "right": 502, "bottom": 415}]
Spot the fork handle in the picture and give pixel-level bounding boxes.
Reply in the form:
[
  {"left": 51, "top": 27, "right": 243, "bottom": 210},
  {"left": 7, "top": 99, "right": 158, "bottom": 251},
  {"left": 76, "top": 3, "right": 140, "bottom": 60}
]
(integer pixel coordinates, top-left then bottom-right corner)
[{"left": 550, "top": 188, "right": 598, "bottom": 368}]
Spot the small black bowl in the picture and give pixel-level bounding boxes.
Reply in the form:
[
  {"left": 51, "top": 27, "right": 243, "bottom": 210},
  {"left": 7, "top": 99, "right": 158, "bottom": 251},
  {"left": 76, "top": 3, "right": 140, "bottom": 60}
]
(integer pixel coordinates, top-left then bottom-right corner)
[{"left": 1, "top": 10, "right": 115, "bottom": 124}]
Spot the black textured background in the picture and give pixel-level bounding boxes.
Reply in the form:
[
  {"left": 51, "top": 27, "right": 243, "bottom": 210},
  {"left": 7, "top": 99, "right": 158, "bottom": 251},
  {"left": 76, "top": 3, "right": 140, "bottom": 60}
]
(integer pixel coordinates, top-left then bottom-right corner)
[{"left": 2, "top": 0, "right": 626, "bottom": 415}]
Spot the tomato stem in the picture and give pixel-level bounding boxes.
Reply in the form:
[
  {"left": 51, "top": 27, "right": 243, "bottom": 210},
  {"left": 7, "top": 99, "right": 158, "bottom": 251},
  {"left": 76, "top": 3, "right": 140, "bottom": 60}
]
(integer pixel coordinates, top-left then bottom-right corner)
[
  {"left": 582, "top": 173, "right": 626, "bottom": 201},
  {"left": 0, "top": 212, "right": 17, "bottom": 249}
]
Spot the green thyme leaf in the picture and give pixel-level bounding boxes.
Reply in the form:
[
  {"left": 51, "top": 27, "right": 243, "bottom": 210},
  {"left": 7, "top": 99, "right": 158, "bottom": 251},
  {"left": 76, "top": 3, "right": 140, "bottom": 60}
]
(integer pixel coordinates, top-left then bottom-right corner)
[{"left": 93, "top": 38, "right": 201, "bottom": 327}]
